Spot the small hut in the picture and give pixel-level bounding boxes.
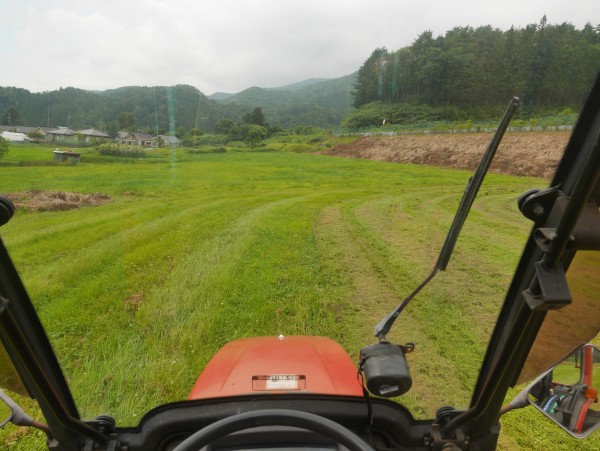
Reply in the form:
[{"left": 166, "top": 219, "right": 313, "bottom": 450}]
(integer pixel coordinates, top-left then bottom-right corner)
[{"left": 53, "top": 150, "right": 81, "bottom": 163}]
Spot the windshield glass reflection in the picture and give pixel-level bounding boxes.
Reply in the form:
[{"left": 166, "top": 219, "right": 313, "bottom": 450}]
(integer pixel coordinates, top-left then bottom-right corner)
[{"left": 520, "top": 251, "right": 600, "bottom": 383}]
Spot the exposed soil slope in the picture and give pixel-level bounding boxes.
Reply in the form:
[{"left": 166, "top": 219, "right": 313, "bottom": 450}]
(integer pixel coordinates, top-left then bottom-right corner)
[{"left": 326, "top": 131, "right": 571, "bottom": 178}]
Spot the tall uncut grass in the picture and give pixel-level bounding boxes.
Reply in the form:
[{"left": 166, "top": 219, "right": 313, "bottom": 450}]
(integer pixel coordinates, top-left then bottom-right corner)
[{"left": 0, "top": 144, "right": 597, "bottom": 450}]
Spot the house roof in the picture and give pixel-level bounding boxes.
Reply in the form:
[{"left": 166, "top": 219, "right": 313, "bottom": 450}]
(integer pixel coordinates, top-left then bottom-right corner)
[
  {"left": 132, "top": 132, "right": 154, "bottom": 140},
  {"left": 47, "top": 128, "right": 76, "bottom": 136},
  {"left": 116, "top": 131, "right": 154, "bottom": 141},
  {"left": 157, "top": 135, "right": 181, "bottom": 144},
  {"left": 53, "top": 151, "right": 81, "bottom": 156},
  {"left": 0, "top": 125, "right": 38, "bottom": 134},
  {"left": 77, "top": 128, "right": 110, "bottom": 138}
]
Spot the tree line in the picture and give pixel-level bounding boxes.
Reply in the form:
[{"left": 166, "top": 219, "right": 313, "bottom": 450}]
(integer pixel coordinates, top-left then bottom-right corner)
[
  {"left": 0, "top": 85, "right": 241, "bottom": 134},
  {"left": 0, "top": 77, "right": 354, "bottom": 133},
  {"left": 353, "top": 18, "right": 600, "bottom": 118},
  {"left": 3, "top": 19, "right": 598, "bottom": 133}
]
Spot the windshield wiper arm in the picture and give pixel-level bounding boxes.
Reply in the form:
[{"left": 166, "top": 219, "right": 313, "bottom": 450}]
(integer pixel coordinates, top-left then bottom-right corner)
[{"left": 374, "top": 97, "right": 520, "bottom": 340}]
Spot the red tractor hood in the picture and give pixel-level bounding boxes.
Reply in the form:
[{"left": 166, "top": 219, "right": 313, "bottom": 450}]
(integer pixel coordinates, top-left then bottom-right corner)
[{"left": 189, "top": 335, "right": 363, "bottom": 400}]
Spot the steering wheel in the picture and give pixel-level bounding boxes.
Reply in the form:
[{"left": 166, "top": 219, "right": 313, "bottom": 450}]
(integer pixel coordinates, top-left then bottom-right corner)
[{"left": 173, "top": 408, "right": 374, "bottom": 451}]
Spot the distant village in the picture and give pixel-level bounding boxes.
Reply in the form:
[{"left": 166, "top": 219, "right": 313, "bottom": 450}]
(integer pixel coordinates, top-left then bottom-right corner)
[{"left": 0, "top": 125, "right": 181, "bottom": 148}]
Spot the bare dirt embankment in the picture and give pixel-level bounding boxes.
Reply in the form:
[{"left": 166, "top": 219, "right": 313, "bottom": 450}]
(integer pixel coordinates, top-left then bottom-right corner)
[{"left": 325, "top": 131, "right": 571, "bottom": 178}]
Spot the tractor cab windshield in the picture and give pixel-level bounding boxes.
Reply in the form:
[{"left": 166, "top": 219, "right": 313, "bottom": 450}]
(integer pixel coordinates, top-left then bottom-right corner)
[{"left": 0, "top": 5, "right": 599, "bottom": 450}]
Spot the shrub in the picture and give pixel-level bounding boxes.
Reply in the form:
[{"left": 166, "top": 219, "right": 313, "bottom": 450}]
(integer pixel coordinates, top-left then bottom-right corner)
[
  {"left": 342, "top": 102, "right": 444, "bottom": 129},
  {"left": 96, "top": 143, "right": 147, "bottom": 158}
]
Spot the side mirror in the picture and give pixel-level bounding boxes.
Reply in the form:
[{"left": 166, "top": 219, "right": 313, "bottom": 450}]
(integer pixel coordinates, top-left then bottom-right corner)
[
  {"left": 0, "top": 393, "right": 11, "bottom": 428},
  {"left": 527, "top": 344, "right": 600, "bottom": 438},
  {"left": 0, "top": 389, "right": 53, "bottom": 439},
  {"left": 0, "top": 389, "right": 33, "bottom": 429}
]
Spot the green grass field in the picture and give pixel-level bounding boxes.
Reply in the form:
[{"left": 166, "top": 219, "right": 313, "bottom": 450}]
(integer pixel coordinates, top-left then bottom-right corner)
[{"left": 0, "top": 143, "right": 598, "bottom": 450}]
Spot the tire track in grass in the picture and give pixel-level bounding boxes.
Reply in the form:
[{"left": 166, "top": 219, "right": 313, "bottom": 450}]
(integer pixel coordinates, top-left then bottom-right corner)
[
  {"left": 348, "top": 196, "right": 481, "bottom": 413},
  {"left": 4, "top": 198, "right": 174, "bottom": 269},
  {"left": 96, "top": 192, "right": 330, "bottom": 422},
  {"left": 365, "top": 191, "right": 527, "bottom": 324},
  {"left": 425, "top": 192, "right": 530, "bottom": 346},
  {"left": 30, "top": 196, "right": 272, "bottom": 419},
  {"left": 315, "top": 202, "right": 469, "bottom": 418},
  {"left": 20, "top": 197, "right": 240, "bottom": 311},
  {"left": 339, "top": 188, "right": 526, "bottom": 404},
  {"left": 341, "top": 181, "right": 555, "bottom": 447},
  {"left": 139, "top": 191, "right": 329, "bottom": 346},
  {"left": 352, "top": 185, "right": 532, "bottom": 384}
]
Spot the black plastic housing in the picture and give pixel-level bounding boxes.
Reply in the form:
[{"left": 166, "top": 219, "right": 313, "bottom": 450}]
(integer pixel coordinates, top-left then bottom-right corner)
[{"left": 360, "top": 342, "right": 412, "bottom": 398}]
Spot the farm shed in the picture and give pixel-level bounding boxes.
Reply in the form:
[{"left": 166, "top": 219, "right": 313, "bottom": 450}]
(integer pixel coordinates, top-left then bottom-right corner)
[{"left": 53, "top": 150, "right": 81, "bottom": 163}]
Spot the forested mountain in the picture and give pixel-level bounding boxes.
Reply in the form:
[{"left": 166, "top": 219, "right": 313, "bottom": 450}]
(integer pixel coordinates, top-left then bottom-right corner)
[
  {"left": 219, "top": 87, "right": 297, "bottom": 110},
  {"left": 267, "top": 78, "right": 331, "bottom": 92},
  {"left": 0, "top": 74, "right": 356, "bottom": 132},
  {"left": 0, "top": 85, "right": 242, "bottom": 133},
  {"left": 208, "top": 92, "right": 234, "bottom": 101},
  {"left": 353, "top": 19, "right": 600, "bottom": 117},
  {"left": 214, "top": 73, "right": 356, "bottom": 128},
  {"left": 97, "top": 85, "right": 242, "bottom": 133},
  {"left": 207, "top": 78, "right": 330, "bottom": 100}
]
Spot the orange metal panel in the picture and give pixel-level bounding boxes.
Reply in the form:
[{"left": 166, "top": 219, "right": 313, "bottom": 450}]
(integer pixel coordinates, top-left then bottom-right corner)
[{"left": 188, "top": 336, "right": 363, "bottom": 400}]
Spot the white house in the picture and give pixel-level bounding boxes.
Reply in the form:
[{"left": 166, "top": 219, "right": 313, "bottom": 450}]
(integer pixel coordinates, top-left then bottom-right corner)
[
  {"left": 0, "top": 131, "right": 31, "bottom": 143},
  {"left": 116, "top": 131, "right": 154, "bottom": 147}
]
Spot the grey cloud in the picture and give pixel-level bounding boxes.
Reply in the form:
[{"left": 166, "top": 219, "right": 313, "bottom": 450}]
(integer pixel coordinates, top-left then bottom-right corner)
[{"left": 1, "top": 0, "right": 597, "bottom": 94}]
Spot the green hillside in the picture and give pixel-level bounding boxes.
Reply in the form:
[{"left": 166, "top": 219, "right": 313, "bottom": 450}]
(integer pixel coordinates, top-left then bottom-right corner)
[
  {"left": 347, "top": 20, "right": 600, "bottom": 128},
  {"left": 267, "top": 78, "right": 331, "bottom": 92},
  {"left": 0, "top": 85, "right": 243, "bottom": 133},
  {"left": 0, "top": 74, "right": 356, "bottom": 132},
  {"left": 217, "top": 73, "right": 357, "bottom": 128}
]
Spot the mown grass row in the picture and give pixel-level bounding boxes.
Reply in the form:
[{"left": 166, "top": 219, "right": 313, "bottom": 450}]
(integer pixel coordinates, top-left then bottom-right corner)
[{"left": 0, "top": 148, "right": 597, "bottom": 450}]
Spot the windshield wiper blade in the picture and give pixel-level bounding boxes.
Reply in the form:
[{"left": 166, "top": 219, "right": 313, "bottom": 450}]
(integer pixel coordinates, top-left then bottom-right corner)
[{"left": 374, "top": 97, "right": 520, "bottom": 340}]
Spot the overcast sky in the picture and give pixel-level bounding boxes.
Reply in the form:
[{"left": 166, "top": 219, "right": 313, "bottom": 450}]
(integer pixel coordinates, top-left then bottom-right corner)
[{"left": 0, "top": 0, "right": 597, "bottom": 95}]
